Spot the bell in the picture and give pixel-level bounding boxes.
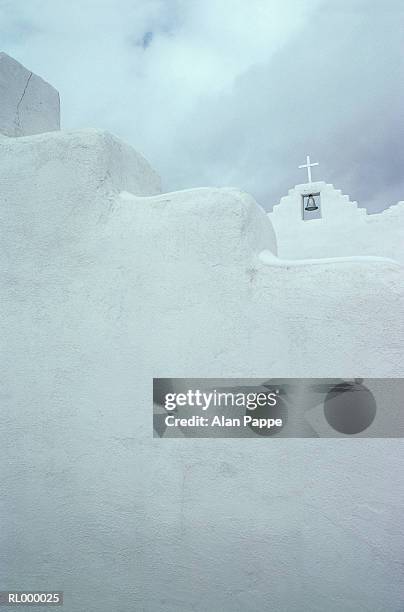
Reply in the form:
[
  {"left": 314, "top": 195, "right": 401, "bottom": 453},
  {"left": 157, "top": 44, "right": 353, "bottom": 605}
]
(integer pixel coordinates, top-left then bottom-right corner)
[{"left": 305, "top": 195, "right": 318, "bottom": 211}]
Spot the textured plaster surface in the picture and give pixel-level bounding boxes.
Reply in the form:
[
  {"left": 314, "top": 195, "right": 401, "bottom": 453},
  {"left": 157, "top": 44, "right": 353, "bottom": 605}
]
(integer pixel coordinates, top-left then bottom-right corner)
[
  {"left": 0, "top": 53, "right": 60, "bottom": 137},
  {"left": 1, "top": 132, "right": 404, "bottom": 611}
]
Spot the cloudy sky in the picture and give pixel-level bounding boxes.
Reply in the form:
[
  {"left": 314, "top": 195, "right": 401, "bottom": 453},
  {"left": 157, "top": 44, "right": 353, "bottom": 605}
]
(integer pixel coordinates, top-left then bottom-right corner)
[{"left": 1, "top": 0, "right": 403, "bottom": 211}]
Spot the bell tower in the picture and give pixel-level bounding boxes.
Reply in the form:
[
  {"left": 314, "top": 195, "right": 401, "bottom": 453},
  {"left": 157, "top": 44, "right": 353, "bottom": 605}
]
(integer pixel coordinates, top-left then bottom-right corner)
[
  {"left": 298, "top": 155, "right": 322, "bottom": 220},
  {"left": 268, "top": 174, "right": 368, "bottom": 258}
]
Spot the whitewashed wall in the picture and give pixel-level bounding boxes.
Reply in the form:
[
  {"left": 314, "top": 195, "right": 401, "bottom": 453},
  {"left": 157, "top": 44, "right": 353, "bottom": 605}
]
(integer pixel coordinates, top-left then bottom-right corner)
[
  {"left": 269, "top": 182, "right": 404, "bottom": 263},
  {"left": 0, "top": 53, "right": 60, "bottom": 137},
  {"left": 1, "top": 126, "right": 404, "bottom": 612}
]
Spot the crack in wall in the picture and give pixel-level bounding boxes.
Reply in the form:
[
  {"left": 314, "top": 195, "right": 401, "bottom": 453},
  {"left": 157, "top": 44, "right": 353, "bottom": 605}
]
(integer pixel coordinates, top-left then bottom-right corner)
[{"left": 14, "top": 71, "right": 33, "bottom": 132}]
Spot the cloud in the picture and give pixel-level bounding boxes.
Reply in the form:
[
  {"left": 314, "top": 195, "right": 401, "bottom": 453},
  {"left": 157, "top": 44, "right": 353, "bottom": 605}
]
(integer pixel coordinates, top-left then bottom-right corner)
[{"left": 0, "top": 0, "right": 402, "bottom": 211}]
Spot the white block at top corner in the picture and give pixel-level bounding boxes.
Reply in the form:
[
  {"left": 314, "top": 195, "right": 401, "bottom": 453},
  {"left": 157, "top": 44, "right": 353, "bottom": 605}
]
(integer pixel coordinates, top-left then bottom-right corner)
[{"left": 0, "top": 52, "right": 60, "bottom": 137}]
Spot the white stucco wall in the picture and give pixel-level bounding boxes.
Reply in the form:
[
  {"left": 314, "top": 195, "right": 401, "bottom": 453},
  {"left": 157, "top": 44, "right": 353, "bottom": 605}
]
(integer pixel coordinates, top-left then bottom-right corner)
[
  {"left": 0, "top": 129, "right": 161, "bottom": 226},
  {"left": 269, "top": 182, "right": 404, "bottom": 263},
  {"left": 1, "top": 126, "right": 404, "bottom": 611},
  {"left": 0, "top": 52, "right": 60, "bottom": 137}
]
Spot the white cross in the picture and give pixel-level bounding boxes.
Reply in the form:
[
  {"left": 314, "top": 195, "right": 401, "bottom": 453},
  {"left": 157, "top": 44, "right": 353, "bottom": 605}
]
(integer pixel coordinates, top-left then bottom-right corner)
[{"left": 298, "top": 155, "right": 319, "bottom": 183}]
